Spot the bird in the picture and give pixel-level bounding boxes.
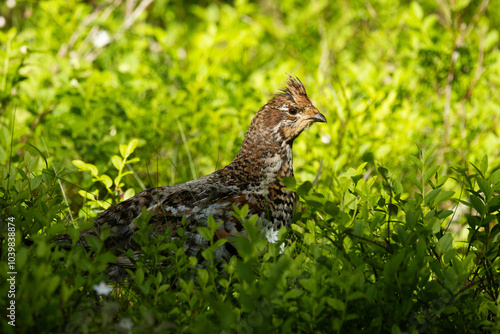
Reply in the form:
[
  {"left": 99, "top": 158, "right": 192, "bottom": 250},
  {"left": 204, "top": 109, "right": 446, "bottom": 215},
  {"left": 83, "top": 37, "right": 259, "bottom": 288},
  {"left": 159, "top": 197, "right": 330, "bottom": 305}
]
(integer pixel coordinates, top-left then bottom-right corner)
[{"left": 77, "top": 75, "right": 326, "bottom": 279}]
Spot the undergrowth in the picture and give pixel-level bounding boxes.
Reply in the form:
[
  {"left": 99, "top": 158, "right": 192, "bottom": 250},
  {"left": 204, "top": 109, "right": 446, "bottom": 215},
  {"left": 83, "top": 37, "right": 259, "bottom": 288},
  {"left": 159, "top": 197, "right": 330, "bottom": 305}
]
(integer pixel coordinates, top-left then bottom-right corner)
[
  {"left": 1, "top": 144, "right": 499, "bottom": 333},
  {"left": 1, "top": 1, "right": 500, "bottom": 332}
]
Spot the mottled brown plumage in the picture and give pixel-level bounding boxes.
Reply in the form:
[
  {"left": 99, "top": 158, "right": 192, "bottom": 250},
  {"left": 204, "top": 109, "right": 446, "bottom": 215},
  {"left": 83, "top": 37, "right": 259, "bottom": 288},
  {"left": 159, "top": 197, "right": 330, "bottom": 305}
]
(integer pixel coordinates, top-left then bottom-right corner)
[{"left": 82, "top": 75, "right": 326, "bottom": 278}]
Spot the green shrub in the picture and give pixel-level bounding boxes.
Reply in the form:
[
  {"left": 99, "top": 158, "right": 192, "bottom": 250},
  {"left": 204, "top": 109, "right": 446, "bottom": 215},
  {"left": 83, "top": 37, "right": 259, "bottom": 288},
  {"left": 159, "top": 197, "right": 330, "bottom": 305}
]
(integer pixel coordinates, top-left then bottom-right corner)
[
  {"left": 1, "top": 0, "right": 500, "bottom": 333},
  {"left": 2, "top": 146, "right": 500, "bottom": 333}
]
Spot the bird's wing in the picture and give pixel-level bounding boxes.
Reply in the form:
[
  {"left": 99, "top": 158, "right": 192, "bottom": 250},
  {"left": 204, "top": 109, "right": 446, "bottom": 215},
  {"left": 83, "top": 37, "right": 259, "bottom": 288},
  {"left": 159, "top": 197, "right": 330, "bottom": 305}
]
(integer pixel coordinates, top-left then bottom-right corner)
[{"left": 91, "top": 174, "right": 266, "bottom": 252}]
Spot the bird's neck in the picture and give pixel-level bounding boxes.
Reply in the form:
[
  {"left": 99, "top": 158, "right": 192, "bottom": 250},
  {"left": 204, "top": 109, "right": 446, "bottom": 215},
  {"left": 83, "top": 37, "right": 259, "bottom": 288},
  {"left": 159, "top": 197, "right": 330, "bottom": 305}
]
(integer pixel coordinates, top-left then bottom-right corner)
[{"left": 234, "top": 138, "right": 294, "bottom": 180}]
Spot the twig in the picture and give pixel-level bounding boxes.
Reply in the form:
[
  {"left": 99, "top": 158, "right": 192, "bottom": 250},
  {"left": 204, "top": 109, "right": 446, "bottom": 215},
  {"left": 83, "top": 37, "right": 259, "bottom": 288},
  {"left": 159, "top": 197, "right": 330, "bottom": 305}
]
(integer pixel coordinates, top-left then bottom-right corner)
[
  {"left": 85, "top": 0, "right": 153, "bottom": 63},
  {"left": 443, "top": 28, "right": 464, "bottom": 149},
  {"left": 344, "top": 231, "right": 392, "bottom": 253},
  {"left": 57, "top": 7, "right": 101, "bottom": 57},
  {"left": 1, "top": 39, "right": 10, "bottom": 93},
  {"left": 464, "top": 0, "right": 490, "bottom": 36},
  {"left": 18, "top": 100, "right": 56, "bottom": 156},
  {"left": 126, "top": 164, "right": 146, "bottom": 191},
  {"left": 122, "top": 0, "right": 153, "bottom": 30},
  {"left": 176, "top": 119, "right": 197, "bottom": 180},
  {"left": 42, "top": 137, "right": 74, "bottom": 223},
  {"left": 442, "top": 0, "right": 490, "bottom": 154},
  {"left": 459, "top": 29, "right": 485, "bottom": 140},
  {"left": 316, "top": 4, "right": 329, "bottom": 79},
  {"left": 125, "top": 0, "right": 137, "bottom": 18},
  {"left": 312, "top": 159, "right": 323, "bottom": 188},
  {"left": 378, "top": 166, "right": 393, "bottom": 251}
]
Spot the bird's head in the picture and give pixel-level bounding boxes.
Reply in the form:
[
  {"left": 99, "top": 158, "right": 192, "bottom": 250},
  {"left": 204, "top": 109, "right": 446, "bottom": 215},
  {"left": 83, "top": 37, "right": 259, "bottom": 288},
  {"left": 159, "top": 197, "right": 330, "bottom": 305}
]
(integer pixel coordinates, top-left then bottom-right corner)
[{"left": 257, "top": 75, "right": 326, "bottom": 144}]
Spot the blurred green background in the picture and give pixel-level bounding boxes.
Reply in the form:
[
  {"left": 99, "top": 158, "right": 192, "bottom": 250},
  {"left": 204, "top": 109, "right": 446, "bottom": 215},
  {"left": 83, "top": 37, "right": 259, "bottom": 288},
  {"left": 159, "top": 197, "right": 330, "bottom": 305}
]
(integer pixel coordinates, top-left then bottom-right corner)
[
  {"left": 1, "top": 0, "right": 499, "bottom": 208},
  {"left": 2, "top": 1, "right": 500, "bottom": 332}
]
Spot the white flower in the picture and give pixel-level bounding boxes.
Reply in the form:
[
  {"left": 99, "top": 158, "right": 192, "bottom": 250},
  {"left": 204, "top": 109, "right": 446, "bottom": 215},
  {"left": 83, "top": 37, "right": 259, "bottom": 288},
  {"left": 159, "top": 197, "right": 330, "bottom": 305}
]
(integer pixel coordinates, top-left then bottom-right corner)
[
  {"left": 118, "top": 63, "right": 130, "bottom": 73},
  {"left": 279, "top": 242, "right": 285, "bottom": 254},
  {"left": 19, "top": 45, "right": 28, "bottom": 54},
  {"left": 321, "top": 134, "right": 331, "bottom": 144},
  {"left": 118, "top": 318, "right": 133, "bottom": 331},
  {"left": 0, "top": 16, "right": 6, "bottom": 28},
  {"left": 177, "top": 48, "right": 187, "bottom": 59},
  {"left": 92, "top": 30, "right": 111, "bottom": 48},
  {"left": 265, "top": 228, "right": 279, "bottom": 244},
  {"left": 6, "top": 0, "right": 16, "bottom": 9},
  {"left": 93, "top": 281, "right": 112, "bottom": 296}
]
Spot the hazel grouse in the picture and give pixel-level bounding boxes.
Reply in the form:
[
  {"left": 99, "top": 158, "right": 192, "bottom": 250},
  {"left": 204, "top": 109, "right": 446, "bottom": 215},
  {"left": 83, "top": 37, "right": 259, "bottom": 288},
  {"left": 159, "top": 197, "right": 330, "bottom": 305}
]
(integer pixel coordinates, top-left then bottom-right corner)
[{"left": 87, "top": 75, "right": 326, "bottom": 278}]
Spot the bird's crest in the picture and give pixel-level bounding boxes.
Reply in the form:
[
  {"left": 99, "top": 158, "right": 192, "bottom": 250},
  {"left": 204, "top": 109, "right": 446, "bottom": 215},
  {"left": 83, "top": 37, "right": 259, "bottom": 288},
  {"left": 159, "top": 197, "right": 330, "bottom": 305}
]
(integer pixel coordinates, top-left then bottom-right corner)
[{"left": 277, "top": 75, "right": 308, "bottom": 103}]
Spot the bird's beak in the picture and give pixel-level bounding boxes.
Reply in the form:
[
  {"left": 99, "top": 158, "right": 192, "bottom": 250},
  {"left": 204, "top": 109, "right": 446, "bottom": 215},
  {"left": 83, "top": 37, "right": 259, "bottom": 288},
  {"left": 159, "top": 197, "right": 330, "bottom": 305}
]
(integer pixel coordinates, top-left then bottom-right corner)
[{"left": 308, "top": 112, "right": 327, "bottom": 123}]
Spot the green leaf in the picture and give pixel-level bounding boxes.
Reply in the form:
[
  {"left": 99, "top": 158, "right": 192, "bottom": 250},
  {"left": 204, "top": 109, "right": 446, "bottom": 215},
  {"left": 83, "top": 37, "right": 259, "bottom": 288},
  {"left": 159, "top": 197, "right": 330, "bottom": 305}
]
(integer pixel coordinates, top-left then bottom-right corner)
[
  {"left": 424, "top": 188, "right": 441, "bottom": 205},
  {"left": 407, "top": 175, "right": 423, "bottom": 192},
  {"left": 85, "top": 236, "right": 102, "bottom": 252},
  {"left": 197, "top": 269, "right": 209, "bottom": 285},
  {"left": 470, "top": 195, "right": 485, "bottom": 216},
  {"left": 201, "top": 248, "right": 214, "bottom": 261},
  {"left": 127, "top": 157, "right": 140, "bottom": 164},
  {"left": 406, "top": 210, "right": 420, "bottom": 229},
  {"left": 344, "top": 192, "right": 357, "bottom": 210},
  {"left": 384, "top": 251, "right": 405, "bottom": 279},
  {"left": 126, "top": 139, "right": 139, "bottom": 157},
  {"left": 198, "top": 227, "right": 212, "bottom": 241},
  {"left": 391, "top": 324, "right": 402, "bottom": 334},
  {"left": 480, "top": 155, "right": 488, "bottom": 175},
  {"left": 437, "top": 233, "right": 453, "bottom": 253},
  {"left": 78, "top": 189, "right": 99, "bottom": 201},
  {"left": 157, "top": 284, "right": 170, "bottom": 294},
  {"left": 424, "top": 165, "right": 439, "bottom": 183},
  {"left": 111, "top": 155, "right": 122, "bottom": 171},
  {"left": 123, "top": 188, "right": 135, "bottom": 200},
  {"left": 72, "top": 160, "right": 87, "bottom": 171},
  {"left": 30, "top": 175, "right": 42, "bottom": 189},
  {"left": 135, "top": 268, "right": 144, "bottom": 286},
  {"left": 490, "top": 169, "right": 500, "bottom": 185},
  {"left": 378, "top": 166, "right": 388, "bottom": 177},
  {"left": 218, "top": 279, "right": 229, "bottom": 289},
  {"left": 66, "top": 226, "right": 80, "bottom": 245},
  {"left": 100, "top": 174, "right": 113, "bottom": 188},
  {"left": 355, "top": 162, "right": 368, "bottom": 174},
  {"left": 281, "top": 176, "right": 296, "bottom": 190},
  {"left": 470, "top": 162, "right": 485, "bottom": 178},
  {"left": 411, "top": 1, "right": 423, "bottom": 21},
  {"left": 121, "top": 139, "right": 139, "bottom": 158},
  {"left": 477, "top": 177, "right": 491, "bottom": 200},
  {"left": 410, "top": 155, "right": 423, "bottom": 171},
  {"left": 213, "top": 238, "right": 227, "bottom": 249},
  {"left": 119, "top": 144, "right": 127, "bottom": 158},
  {"left": 284, "top": 289, "right": 303, "bottom": 299},
  {"left": 392, "top": 180, "right": 403, "bottom": 195},
  {"left": 28, "top": 155, "right": 39, "bottom": 172},
  {"left": 297, "top": 181, "right": 312, "bottom": 197},
  {"left": 434, "top": 190, "right": 455, "bottom": 205},
  {"left": 299, "top": 278, "right": 316, "bottom": 293},
  {"left": 97, "top": 200, "right": 111, "bottom": 209},
  {"left": 485, "top": 30, "right": 499, "bottom": 51},
  {"left": 96, "top": 252, "right": 117, "bottom": 264},
  {"left": 347, "top": 291, "right": 366, "bottom": 301},
  {"left": 437, "top": 210, "right": 453, "bottom": 219},
  {"left": 455, "top": 0, "right": 471, "bottom": 11},
  {"left": 326, "top": 298, "right": 346, "bottom": 311},
  {"left": 422, "top": 147, "right": 436, "bottom": 163},
  {"left": 207, "top": 215, "right": 220, "bottom": 231}
]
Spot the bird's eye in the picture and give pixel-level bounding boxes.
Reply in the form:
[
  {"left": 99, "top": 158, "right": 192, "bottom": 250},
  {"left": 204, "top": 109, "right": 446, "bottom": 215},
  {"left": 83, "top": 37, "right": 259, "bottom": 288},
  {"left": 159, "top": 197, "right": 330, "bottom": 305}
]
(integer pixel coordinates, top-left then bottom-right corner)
[{"left": 289, "top": 107, "right": 299, "bottom": 115}]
